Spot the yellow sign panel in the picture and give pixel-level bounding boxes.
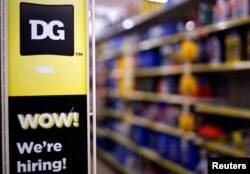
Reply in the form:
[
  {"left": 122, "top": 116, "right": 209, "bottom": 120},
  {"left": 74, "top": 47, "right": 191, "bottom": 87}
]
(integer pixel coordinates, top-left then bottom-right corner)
[{"left": 8, "top": 0, "right": 87, "bottom": 96}]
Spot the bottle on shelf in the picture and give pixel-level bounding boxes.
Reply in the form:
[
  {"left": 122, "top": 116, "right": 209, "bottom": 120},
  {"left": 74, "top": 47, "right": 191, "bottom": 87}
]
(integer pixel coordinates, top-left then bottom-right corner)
[{"left": 225, "top": 31, "right": 242, "bottom": 64}]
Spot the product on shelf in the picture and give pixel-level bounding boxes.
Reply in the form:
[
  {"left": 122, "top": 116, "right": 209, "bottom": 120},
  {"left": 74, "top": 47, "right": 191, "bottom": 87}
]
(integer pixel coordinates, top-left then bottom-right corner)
[
  {"left": 179, "top": 75, "right": 198, "bottom": 96},
  {"left": 180, "top": 140, "right": 199, "bottom": 170},
  {"left": 229, "top": 129, "right": 250, "bottom": 154},
  {"left": 157, "top": 77, "right": 179, "bottom": 94},
  {"left": 106, "top": 59, "right": 116, "bottom": 71},
  {"left": 107, "top": 98, "right": 124, "bottom": 110},
  {"left": 139, "top": 0, "right": 163, "bottom": 17},
  {"left": 157, "top": 133, "right": 170, "bottom": 159},
  {"left": 136, "top": 49, "right": 161, "bottom": 68},
  {"left": 196, "top": 41, "right": 207, "bottom": 63},
  {"left": 237, "top": 0, "right": 249, "bottom": 18},
  {"left": 132, "top": 126, "right": 149, "bottom": 147},
  {"left": 163, "top": 21, "right": 183, "bottom": 36},
  {"left": 231, "top": 131, "right": 244, "bottom": 150},
  {"left": 117, "top": 56, "right": 135, "bottom": 96},
  {"left": 204, "top": 36, "right": 222, "bottom": 65},
  {"left": 178, "top": 112, "right": 196, "bottom": 131},
  {"left": 148, "top": 130, "right": 159, "bottom": 151},
  {"left": 196, "top": 75, "right": 213, "bottom": 98},
  {"left": 213, "top": 0, "right": 249, "bottom": 23},
  {"left": 199, "top": 3, "right": 213, "bottom": 26},
  {"left": 226, "top": 0, "right": 238, "bottom": 20},
  {"left": 195, "top": 149, "right": 208, "bottom": 174},
  {"left": 149, "top": 103, "right": 167, "bottom": 122},
  {"left": 225, "top": 31, "right": 242, "bottom": 63},
  {"left": 105, "top": 36, "right": 124, "bottom": 50},
  {"left": 106, "top": 78, "right": 117, "bottom": 89},
  {"left": 148, "top": 25, "right": 165, "bottom": 40},
  {"left": 213, "top": 0, "right": 227, "bottom": 23},
  {"left": 180, "top": 40, "right": 199, "bottom": 62},
  {"left": 198, "top": 124, "right": 224, "bottom": 139},
  {"left": 115, "top": 145, "right": 128, "bottom": 165},
  {"left": 160, "top": 45, "right": 175, "bottom": 65},
  {"left": 97, "top": 136, "right": 115, "bottom": 152},
  {"left": 168, "top": 136, "right": 181, "bottom": 164},
  {"left": 144, "top": 20, "right": 183, "bottom": 40}
]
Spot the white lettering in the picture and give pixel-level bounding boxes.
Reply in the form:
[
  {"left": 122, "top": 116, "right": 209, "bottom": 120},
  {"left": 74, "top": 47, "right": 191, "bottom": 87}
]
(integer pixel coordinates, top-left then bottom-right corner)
[
  {"left": 17, "top": 142, "right": 34, "bottom": 154},
  {"left": 33, "top": 144, "right": 42, "bottom": 153},
  {"left": 18, "top": 112, "right": 79, "bottom": 129},
  {"left": 18, "top": 114, "right": 39, "bottom": 130},
  {"left": 212, "top": 162, "right": 219, "bottom": 169},
  {"left": 29, "top": 20, "right": 65, "bottom": 40},
  {"left": 17, "top": 158, "right": 66, "bottom": 173},
  {"left": 211, "top": 162, "right": 247, "bottom": 170},
  {"left": 16, "top": 141, "right": 62, "bottom": 154}
]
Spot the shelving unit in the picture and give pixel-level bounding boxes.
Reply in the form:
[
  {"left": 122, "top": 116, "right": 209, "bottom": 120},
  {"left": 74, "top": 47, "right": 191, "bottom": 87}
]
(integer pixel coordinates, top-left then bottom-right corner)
[
  {"left": 107, "top": 90, "right": 197, "bottom": 105},
  {"left": 102, "top": 108, "right": 248, "bottom": 158},
  {"left": 195, "top": 103, "right": 250, "bottom": 119},
  {"left": 97, "top": 128, "right": 194, "bottom": 174},
  {"left": 202, "top": 141, "right": 247, "bottom": 158},
  {"left": 104, "top": 108, "right": 195, "bottom": 140},
  {"left": 97, "top": 0, "right": 250, "bottom": 173},
  {"left": 98, "top": 16, "right": 250, "bottom": 60},
  {"left": 138, "top": 16, "right": 250, "bottom": 51},
  {"left": 107, "top": 90, "right": 250, "bottom": 121},
  {"left": 135, "top": 61, "right": 250, "bottom": 78}
]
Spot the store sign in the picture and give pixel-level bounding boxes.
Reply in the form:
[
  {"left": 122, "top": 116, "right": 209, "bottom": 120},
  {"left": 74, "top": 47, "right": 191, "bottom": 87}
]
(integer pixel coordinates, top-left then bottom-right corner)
[
  {"left": 20, "top": 3, "right": 74, "bottom": 56},
  {"left": 5, "top": 0, "right": 89, "bottom": 173}
]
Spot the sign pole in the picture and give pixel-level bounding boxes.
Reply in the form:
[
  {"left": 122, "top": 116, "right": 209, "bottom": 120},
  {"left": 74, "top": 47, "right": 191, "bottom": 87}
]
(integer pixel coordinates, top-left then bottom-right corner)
[
  {"left": 91, "top": 0, "right": 97, "bottom": 173},
  {"left": 1, "top": 0, "right": 9, "bottom": 173}
]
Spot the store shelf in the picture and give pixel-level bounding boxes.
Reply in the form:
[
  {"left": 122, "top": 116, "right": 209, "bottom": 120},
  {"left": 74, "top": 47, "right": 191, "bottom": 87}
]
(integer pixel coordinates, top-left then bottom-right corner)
[
  {"left": 195, "top": 103, "right": 250, "bottom": 119},
  {"left": 192, "top": 16, "right": 250, "bottom": 37},
  {"left": 97, "top": 128, "right": 194, "bottom": 174},
  {"left": 104, "top": 108, "right": 198, "bottom": 142},
  {"left": 108, "top": 90, "right": 197, "bottom": 105},
  {"left": 202, "top": 141, "right": 247, "bottom": 158},
  {"left": 108, "top": 89, "right": 250, "bottom": 120},
  {"left": 98, "top": 49, "right": 121, "bottom": 61},
  {"left": 138, "top": 17, "right": 250, "bottom": 51},
  {"left": 135, "top": 61, "right": 250, "bottom": 78},
  {"left": 102, "top": 108, "right": 249, "bottom": 157},
  {"left": 98, "top": 16, "right": 250, "bottom": 60},
  {"left": 97, "top": 148, "right": 131, "bottom": 174},
  {"left": 97, "top": 0, "right": 196, "bottom": 43},
  {"left": 138, "top": 32, "right": 185, "bottom": 51}
]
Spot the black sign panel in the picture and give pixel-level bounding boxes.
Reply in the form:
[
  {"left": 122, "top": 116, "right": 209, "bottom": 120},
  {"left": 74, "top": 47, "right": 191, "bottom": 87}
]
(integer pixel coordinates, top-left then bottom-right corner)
[
  {"left": 20, "top": 3, "right": 74, "bottom": 56},
  {"left": 208, "top": 158, "right": 250, "bottom": 174},
  {"left": 9, "top": 95, "right": 88, "bottom": 174}
]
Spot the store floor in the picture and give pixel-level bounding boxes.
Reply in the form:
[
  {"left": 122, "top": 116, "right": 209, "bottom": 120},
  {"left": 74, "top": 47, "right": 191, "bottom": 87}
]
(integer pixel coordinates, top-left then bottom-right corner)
[{"left": 97, "top": 158, "right": 116, "bottom": 174}]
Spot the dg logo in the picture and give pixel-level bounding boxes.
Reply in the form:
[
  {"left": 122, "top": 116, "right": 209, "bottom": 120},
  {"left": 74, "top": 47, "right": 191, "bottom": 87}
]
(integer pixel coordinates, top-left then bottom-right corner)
[
  {"left": 29, "top": 20, "right": 65, "bottom": 41},
  {"left": 20, "top": 3, "right": 74, "bottom": 56}
]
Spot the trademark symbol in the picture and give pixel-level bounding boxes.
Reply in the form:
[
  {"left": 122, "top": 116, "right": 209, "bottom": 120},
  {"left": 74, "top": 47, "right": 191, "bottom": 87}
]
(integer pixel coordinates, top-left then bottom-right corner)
[{"left": 76, "top": 52, "right": 83, "bottom": 56}]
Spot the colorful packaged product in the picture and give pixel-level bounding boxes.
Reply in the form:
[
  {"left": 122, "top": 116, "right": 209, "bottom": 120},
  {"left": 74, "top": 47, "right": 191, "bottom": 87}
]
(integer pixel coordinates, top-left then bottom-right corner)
[
  {"left": 180, "top": 140, "right": 199, "bottom": 170},
  {"left": 225, "top": 31, "right": 242, "bottom": 63}
]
